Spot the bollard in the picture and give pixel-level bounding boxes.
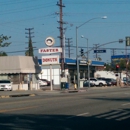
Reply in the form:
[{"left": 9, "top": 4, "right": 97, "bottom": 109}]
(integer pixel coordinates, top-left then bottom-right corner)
[{"left": 74, "top": 83, "right": 77, "bottom": 90}]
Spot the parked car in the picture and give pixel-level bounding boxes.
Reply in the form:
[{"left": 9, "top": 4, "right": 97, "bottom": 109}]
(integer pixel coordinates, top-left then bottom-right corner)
[
  {"left": 122, "top": 77, "right": 130, "bottom": 85},
  {"left": 89, "top": 78, "right": 107, "bottom": 87},
  {"left": 103, "top": 78, "right": 112, "bottom": 86},
  {"left": 97, "top": 78, "right": 117, "bottom": 86},
  {"left": 83, "top": 80, "right": 95, "bottom": 87},
  {"left": 38, "top": 79, "right": 50, "bottom": 86},
  {"left": 97, "top": 78, "right": 112, "bottom": 86},
  {"left": 0, "top": 80, "right": 12, "bottom": 91},
  {"left": 110, "top": 78, "right": 117, "bottom": 86}
]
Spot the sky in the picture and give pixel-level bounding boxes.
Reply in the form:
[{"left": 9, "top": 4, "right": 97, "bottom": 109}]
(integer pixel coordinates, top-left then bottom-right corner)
[{"left": 1, "top": 0, "right": 130, "bottom": 63}]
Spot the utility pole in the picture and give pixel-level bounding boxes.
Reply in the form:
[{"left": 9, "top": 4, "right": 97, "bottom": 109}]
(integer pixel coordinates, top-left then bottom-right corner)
[
  {"left": 57, "top": 0, "right": 65, "bottom": 77},
  {"left": 25, "top": 28, "right": 35, "bottom": 91},
  {"left": 111, "top": 49, "right": 116, "bottom": 56},
  {"left": 65, "top": 38, "right": 73, "bottom": 58},
  {"left": 25, "top": 28, "right": 35, "bottom": 56},
  {"left": 93, "top": 44, "right": 99, "bottom": 60}
]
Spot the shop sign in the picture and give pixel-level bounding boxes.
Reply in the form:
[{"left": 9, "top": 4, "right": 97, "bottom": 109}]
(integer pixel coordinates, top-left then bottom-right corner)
[
  {"left": 45, "top": 37, "right": 55, "bottom": 47},
  {"left": 39, "top": 47, "right": 62, "bottom": 54},
  {"left": 42, "top": 55, "right": 59, "bottom": 65}
]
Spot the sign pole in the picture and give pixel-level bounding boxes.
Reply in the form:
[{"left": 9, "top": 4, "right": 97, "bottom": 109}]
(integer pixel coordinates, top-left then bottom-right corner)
[
  {"left": 39, "top": 36, "right": 62, "bottom": 91},
  {"left": 50, "top": 64, "right": 53, "bottom": 91}
]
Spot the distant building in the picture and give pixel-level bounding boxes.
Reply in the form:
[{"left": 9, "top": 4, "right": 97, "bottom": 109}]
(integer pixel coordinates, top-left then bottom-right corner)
[
  {"left": 111, "top": 54, "right": 129, "bottom": 66},
  {"left": 38, "top": 58, "right": 105, "bottom": 85}
]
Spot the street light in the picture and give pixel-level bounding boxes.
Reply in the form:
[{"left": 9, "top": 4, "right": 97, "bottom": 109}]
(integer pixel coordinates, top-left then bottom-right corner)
[
  {"left": 76, "top": 16, "right": 107, "bottom": 89},
  {"left": 81, "top": 35, "right": 90, "bottom": 87}
]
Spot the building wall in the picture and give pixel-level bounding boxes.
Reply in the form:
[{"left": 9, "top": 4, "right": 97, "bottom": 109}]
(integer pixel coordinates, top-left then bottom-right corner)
[{"left": 39, "top": 65, "right": 61, "bottom": 85}]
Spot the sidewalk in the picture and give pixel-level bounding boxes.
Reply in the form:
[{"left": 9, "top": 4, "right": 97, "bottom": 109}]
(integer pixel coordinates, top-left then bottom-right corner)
[
  {"left": 0, "top": 85, "right": 128, "bottom": 98},
  {"left": 0, "top": 86, "right": 86, "bottom": 98}
]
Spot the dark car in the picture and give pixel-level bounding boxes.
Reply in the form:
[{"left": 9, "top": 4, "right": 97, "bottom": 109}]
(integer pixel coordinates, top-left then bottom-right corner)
[
  {"left": 104, "top": 78, "right": 112, "bottom": 86},
  {"left": 110, "top": 78, "right": 117, "bottom": 86},
  {"left": 39, "top": 79, "right": 50, "bottom": 86},
  {"left": 83, "top": 80, "right": 95, "bottom": 87}
]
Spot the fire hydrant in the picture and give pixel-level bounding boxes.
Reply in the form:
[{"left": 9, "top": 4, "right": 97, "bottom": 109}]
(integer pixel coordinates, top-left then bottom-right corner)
[{"left": 74, "top": 83, "right": 77, "bottom": 90}]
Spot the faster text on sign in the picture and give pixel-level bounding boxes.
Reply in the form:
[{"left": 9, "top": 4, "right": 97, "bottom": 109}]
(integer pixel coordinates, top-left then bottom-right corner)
[
  {"left": 39, "top": 47, "right": 62, "bottom": 54},
  {"left": 42, "top": 55, "right": 59, "bottom": 65}
]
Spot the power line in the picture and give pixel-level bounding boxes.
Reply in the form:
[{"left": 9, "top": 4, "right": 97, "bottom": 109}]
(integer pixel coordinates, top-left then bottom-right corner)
[
  {"left": 65, "top": 1, "right": 130, "bottom": 5},
  {"left": 0, "top": 5, "right": 55, "bottom": 15},
  {"left": 0, "top": 0, "right": 54, "bottom": 6},
  {"left": 6, "top": 46, "right": 130, "bottom": 54}
]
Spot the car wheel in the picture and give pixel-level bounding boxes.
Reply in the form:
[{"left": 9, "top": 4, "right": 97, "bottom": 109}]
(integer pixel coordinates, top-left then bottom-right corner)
[{"left": 99, "top": 83, "right": 103, "bottom": 87}]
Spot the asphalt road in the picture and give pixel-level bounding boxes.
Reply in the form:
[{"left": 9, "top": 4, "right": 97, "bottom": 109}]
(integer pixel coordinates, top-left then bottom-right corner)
[{"left": 0, "top": 87, "right": 130, "bottom": 130}]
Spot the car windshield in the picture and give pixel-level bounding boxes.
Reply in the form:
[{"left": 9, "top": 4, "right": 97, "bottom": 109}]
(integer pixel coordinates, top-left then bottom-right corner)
[
  {"left": 105, "top": 79, "right": 111, "bottom": 82},
  {"left": 41, "top": 79, "right": 48, "bottom": 81},
  {"left": 0, "top": 80, "right": 11, "bottom": 83}
]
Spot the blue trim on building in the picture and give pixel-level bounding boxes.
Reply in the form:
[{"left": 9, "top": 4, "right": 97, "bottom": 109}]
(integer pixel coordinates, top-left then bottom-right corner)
[
  {"left": 38, "top": 58, "right": 105, "bottom": 66},
  {"left": 64, "top": 58, "right": 76, "bottom": 64},
  {"left": 111, "top": 55, "right": 130, "bottom": 59},
  {"left": 91, "top": 61, "right": 104, "bottom": 66}
]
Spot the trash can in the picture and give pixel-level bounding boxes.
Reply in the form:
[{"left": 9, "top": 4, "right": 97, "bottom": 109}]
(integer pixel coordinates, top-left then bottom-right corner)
[
  {"left": 61, "top": 82, "right": 66, "bottom": 89},
  {"left": 65, "top": 83, "right": 69, "bottom": 89}
]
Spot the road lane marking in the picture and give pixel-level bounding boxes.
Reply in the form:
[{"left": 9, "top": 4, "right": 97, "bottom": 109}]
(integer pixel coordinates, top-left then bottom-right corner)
[
  {"left": 66, "top": 112, "right": 89, "bottom": 119},
  {"left": 106, "top": 112, "right": 128, "bottom": 120},
  {"left": 122, "top": 103, "right": 130, "bottom": 106},
  {"left": 0, "top": 98, "right": 59, "bottom": 105},
  {"left": 116, "top": 114, "right": 130, "bottom": 121},
  {"left": 0, "top": 106, "right": 38, "bottom": 113},
  {"left": 0, "top": 95, "right": 83, "bottom": 106},
  {"left": 96, "top": 111, "right": 121, "bottom": 118}
]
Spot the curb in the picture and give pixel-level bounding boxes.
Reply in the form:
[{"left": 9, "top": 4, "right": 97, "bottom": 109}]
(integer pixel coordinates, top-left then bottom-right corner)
[
  {"left": 0, "top": 94, "right": 36, "bottom": 98},
  {"left": 78, "top": 90, "right": 87, "bottom": 92},
  {"left": 61, "top": 90, "right": 85, "bottom": 93},
  {"left": 0, "top": 95, "right": 10, "bottom": 98}
]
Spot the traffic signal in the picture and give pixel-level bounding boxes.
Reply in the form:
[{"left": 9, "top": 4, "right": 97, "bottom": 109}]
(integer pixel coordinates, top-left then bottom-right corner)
[
  {"left": 126, "top": 37, "right": 130, "bottom": 46},
  {"left": 116, "top": 64, "right": 120, "bottom": 71},
  {"left": 80, "top": 48, "right": 84, "bottom": 56}
]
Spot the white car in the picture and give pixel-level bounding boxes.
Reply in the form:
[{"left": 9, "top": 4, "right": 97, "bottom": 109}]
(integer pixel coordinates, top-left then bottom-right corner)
[
  {"left": 0, "top": 80, "right": 12, "bottom": 91},
  {"left": 38, "top": 79, "right": 47, "bottom": 86},
  {"left": 89, "top": 78, "right": 107, "bottom": 87}
]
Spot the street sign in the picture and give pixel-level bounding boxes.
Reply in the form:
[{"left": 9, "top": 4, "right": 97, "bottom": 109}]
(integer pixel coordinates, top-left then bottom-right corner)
[{"left": 94, "top": 50, "right": 106, "bottom": 53}]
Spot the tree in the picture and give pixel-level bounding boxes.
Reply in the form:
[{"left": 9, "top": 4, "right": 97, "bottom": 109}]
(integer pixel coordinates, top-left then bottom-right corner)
[
  {"left": 25, "top": 38, "right": 34, "bottom": 56},
  {"left": 0, "top": 52, "right": 7, "bottom": 56},
  {"left": 0, "top": 34, "right": 11, "bottom": 56},
  {"left": 104, "top": 63, "right": 112, "bottom": 71},
  {"left": 119, "top": 59, "right": 126, "bottom": 70},
  {"left": 25, "top": 50, "right": 29, "bottom": 56},
  {"left": 28, "top": 38, "right": 34, "bottom": 56},
  {"left": 97, "top": 57, "right": 102, "bottom": 61}
]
